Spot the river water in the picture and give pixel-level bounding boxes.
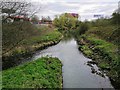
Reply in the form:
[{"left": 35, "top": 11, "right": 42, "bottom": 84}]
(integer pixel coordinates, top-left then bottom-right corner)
[{"left": 30, "top": 38, "right": 113, "bottom": 88}]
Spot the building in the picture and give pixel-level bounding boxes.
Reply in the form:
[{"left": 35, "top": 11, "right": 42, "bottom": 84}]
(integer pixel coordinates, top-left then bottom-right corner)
[
  {"left": 66, "top": 13, "right": 79, "bottom": 19},
  {"left": 39, "top": 17, "right": 52, "bottom": 25},
  {"left": 7, "top": 15, "right": 30, "bottom": 22}
]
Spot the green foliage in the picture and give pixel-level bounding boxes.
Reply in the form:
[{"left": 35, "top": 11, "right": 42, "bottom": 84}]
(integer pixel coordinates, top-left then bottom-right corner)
[
  {"left": 80, "top": 45, "right": 93, "bottom": 56},
  {"left": 2, "top": 22, "right": 63, "bottom": 70},
  {"left": 111, "top": 12, "right": 120, "bottom": 24},
  {"left": 78, "top": 35, "right": 120, "bottom": 88},
  {"left": 2, "top": 57, "right": 62, "bottom": 88},
  {"left": 40, "top": 30, "right": 62, "bottom": 42},
  {"left": 77, "top": 12, "right": 120, "bottom": 88},
  {"left": 77, "top": 22, "right": 89, "bottom": 35},
  {"left": 88, "top": 36, "right": 118, "bottom": 61},
  {"left": 53, "top": 13, "right": 78, "bottom": 31},
  {"left": 21, "top": 30, "right": 62, "bottom": 45},
  {"left": 89, "top": 18, "right": 111, "bottom": 27},
  {"left": 3, "top": 21, "right": 62, "bottom": 56},
  {"left": 99, "top": 62, "right": 110, "bottom": 70},
  {"left": 85, "top": 18, "right": 119, "bottom": 45}
]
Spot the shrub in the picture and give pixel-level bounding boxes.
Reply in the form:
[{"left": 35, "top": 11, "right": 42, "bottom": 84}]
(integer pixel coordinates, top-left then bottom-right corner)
[{"left": 77, "top": 23, "right": 89, "bottom": 35}]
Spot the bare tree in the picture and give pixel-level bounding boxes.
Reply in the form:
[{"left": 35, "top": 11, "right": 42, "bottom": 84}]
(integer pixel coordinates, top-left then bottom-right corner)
[
  {"left": 0, "top": 1, "right": 41, "bottom": 22},
  {"left": 31, "top": 15, "right": 39, "bottom": 24},
  {"left": 1, "top": 1, "right": 41, "bottom": 55}
]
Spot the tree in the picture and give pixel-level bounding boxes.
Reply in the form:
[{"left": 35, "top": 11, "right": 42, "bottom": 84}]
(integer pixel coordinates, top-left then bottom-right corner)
[
  {"left": 47, "top": 16, "right": 51, "bottom": 21},
  {"left": 53, "top": 16, "right": 59, "bottom": 27},
  {"left": 111, "top": 12, "right": 120, "bottom": 24},
  {"left": 1, "top": 1, "right": 41, "bottom": 55},
  {"left": 53, "top": 13, "right": 78, "bottom": 31},
  {"left": 78, "top": 22, "right": 88, "bottom": 35},
  {"left": 0, "top": 1, "right": 41, "bottom": 22},
  {"left": 31, "top": 15, "right": 39, "bottom": 24}
]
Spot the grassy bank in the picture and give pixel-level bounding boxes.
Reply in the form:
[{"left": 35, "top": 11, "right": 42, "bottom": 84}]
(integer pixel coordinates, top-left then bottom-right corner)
[
  {"left": 2, "top": 22, "right": 62, "bottom": 70},
  {"left": 10, "top": 29, "right": 62, "bottom": 56},
  {"left": 77, "top": 34, "right": 119, "bottom": 88},
  {"left": 2, "top": 57, "right": 62, "bottom": 88},
  {"left": 75, "top": 17, "right": 120, "bottom": 88},
  {"left": 3, "top": 24, "right": 62, "bottom": 57}
]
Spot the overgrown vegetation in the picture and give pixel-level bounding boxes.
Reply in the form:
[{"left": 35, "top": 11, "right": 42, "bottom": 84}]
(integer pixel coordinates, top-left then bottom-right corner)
[
  {"left": 78, "top": 35, "right": 119, "bottom": 88},
  {"left": 2, "top": 21, "right": 38, "bottom": 55},
  {"left": 2, "top": 1, "right": 63, "bottom": 89},
  {"left": 2, "top": 57, "right": 62, "bottom": 88},
  {"left": 77, "top": 12, "right": 120, "bottom": 89},
  {"left": 3, "top": 21, "right": 62, "bottom": 56},
  {"left": 21, "top": 29, "right": 62, "bottom": 45},
  {"left": 52, "top": 12, "right": 120, "bottom": 88},
  {"left": 111, "top": 12, "right": 120, "bottom": 24},
  {"left": 2, "top": 21, "right": 62, "bottom": 70},
  {"left": 53, "top": 13, "right": 89, "bottom": 37},
  {"left": 53, "top": 13, "right": 78, "bottom": 31}
]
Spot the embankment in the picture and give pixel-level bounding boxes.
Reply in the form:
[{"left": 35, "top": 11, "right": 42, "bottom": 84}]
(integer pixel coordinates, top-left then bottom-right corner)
[
  {"left": 2, "top": 57, "right": 63, "bottom": 88},
  {"left": 77, "top": 35, "right": 119, "bottom": 89},
  {"left": 2, "top": 30, "right": 63, "bottom": 70}
]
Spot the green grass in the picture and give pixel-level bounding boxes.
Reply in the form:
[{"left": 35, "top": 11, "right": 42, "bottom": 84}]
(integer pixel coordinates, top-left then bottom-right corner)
[
  {"left": 78, "top": 34, "right": 120, "bottom": 88},
  {"left": 3, "top": 21, "right": 62, "bottom": 57},
  {"left": 80, "top": 45, "right": 93, "bottom": 56},
  {"left": 99, "top": 62, "right": 110, "bottom": 70},
  {"left": 87, "top": 36, "right": 118, "bottom": 62},
  {"left": 76, "top": 18, "right": 120, "bottom": 88},
  {"left": 3, "top": 23, "right": 62, "bottom": 57},
  {"left": 21, "top": 30, "right": 62, "bottom": 45},
  {"left": 40, "top": 30, "right": 62, "bottom": 42},
  {"left": 81, "top": 34, "right": 118, "bottom": 63},
  {"left": 86, "top": 24, "right": 119, "bottom": 45},
  {"left": 2, "top": 57, "right": 62, "bottom": 88}
]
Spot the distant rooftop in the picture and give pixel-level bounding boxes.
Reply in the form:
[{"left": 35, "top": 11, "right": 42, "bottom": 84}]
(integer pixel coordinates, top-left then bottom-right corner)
[{"left": 67, "top": 13, "right": 79, "bottom": 18}]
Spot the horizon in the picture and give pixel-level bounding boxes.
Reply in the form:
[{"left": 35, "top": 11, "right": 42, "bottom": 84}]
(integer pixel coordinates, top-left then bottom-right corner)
[{"left": 28, "top": 0, "right": 119, "bottom": 21}]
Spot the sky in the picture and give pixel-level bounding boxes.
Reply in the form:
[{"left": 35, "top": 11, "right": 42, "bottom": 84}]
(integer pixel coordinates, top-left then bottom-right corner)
[{"left": 29, "top": 0, "right": 119, "bottom": 21}]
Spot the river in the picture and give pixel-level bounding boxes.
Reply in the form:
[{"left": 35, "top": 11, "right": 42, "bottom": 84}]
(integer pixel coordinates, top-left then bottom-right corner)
[{"left": 29, "top": 38, "right": 113, "bottom": 88}]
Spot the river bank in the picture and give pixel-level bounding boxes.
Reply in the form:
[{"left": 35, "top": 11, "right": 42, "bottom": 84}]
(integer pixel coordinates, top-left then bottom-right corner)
[
  {"left": 30, "top": 38, "right": 113, "bottom": 88},
  {"left": 77, "top": 35, "right": 119, "bottom": 89},
  {"left": 2, "top": 57, "right": 63, "bottom": 88},
  {"left": 2, "top": 26, "right": 63, "bottom": 88},
  {"left": 2, "top": 30, "right": 63, "bottom": 70}
]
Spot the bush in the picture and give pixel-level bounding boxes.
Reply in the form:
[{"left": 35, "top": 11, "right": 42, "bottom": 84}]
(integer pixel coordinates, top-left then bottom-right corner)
[
  {"left": 111, "top": 13, "right": 120, "bottom": 24},
  {"left": 77, "top": 22, "right": 89, "bottom": 35},
  {"left": 2, "top": 21, "right": 38, "bottom": 54}
]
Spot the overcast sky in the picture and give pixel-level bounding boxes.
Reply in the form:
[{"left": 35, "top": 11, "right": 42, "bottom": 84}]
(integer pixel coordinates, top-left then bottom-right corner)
[{"left": 29, "top": 0, "right": 119, "bottom": 21}]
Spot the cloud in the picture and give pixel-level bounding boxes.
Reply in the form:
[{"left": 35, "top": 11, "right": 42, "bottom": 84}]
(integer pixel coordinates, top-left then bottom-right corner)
[{"left": 31, "top": 0, "right": 119, "bottom": 21}]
